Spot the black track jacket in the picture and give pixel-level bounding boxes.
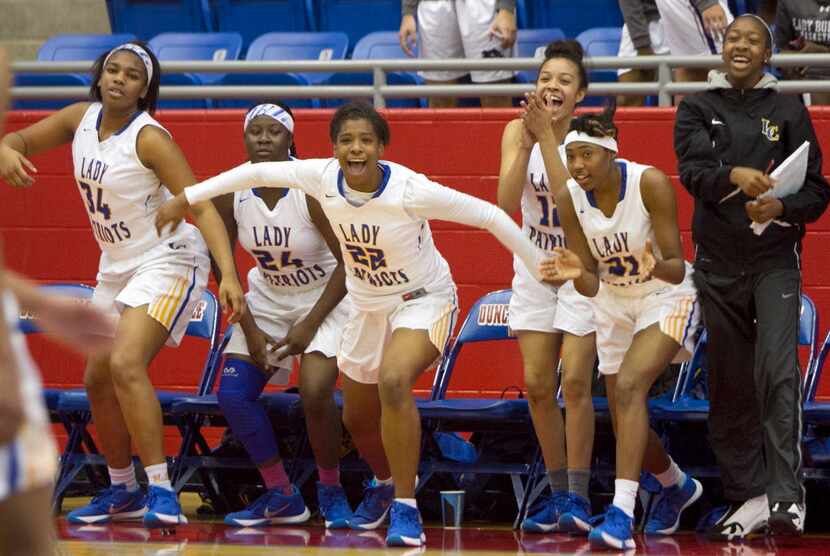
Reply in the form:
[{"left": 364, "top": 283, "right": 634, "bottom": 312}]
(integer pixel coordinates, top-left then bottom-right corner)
[{"left": 674, "top": 71, "right": 830, "bottom": 276}]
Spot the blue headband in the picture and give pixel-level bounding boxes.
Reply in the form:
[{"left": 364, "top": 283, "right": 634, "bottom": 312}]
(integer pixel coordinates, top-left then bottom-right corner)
[{"left": 244, "top": 104, "right": 295, "bottom": 133}]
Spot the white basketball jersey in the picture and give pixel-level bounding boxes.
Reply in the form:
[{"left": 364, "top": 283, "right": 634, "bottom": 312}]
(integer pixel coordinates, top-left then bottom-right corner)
[
  {"left": 2, "top": 291, "right": 47, "bottom": 424},
  {"left": 568, "top": 159, "right": 665, "bottom": 296},
  {"left": 72, "top": 103, "right": 198, "bottom": 263},
  {"left": 521, "top": 143, "right": 568, "bottom": 253},
  {"left": 234, "top": 186, "right": 338, "bottom": 293},
  {"left": 314, "top": 160, "right": 455, "bottom": 312}
]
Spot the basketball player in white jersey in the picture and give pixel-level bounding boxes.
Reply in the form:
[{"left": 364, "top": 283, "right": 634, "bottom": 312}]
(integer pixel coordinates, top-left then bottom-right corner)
[
  {"left": 155, "top": 102, "right": 551, "bottom": 547},
  {"left": 540, "top": 106, "right": 702, "bottom": 550},
  {"left": 0, "top": 41, "right": 245, "bottom": 527},
  {"left": 0, "top": 243, "right": 118, "bottom": 554},
  {"left": 499, "top": 39, "right": 599, "bottom": 534},
  {"left": 212, "top": 102, "right": 354, "bottom": 529}
]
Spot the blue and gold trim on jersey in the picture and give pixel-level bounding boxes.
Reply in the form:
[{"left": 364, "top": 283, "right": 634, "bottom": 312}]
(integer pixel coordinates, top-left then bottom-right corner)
[{"left": 148, "top": 267, "right": 197, "bottom": 331}]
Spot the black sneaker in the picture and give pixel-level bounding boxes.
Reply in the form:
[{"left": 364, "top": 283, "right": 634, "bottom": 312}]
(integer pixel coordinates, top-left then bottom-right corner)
[
  {"left": 706, "top": 494, "right": 769, "bottom": 541},
  {"left": 768, "top": 502, "right": 805, "bottom": 536}
]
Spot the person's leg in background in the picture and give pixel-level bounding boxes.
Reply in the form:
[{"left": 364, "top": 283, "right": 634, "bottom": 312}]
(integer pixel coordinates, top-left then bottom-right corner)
[
  {"left": 694, "top": 269, "right": 769, "bottom": 541},
  {"left": 753, "top": 269, "right": 805, "bottom": 535}
]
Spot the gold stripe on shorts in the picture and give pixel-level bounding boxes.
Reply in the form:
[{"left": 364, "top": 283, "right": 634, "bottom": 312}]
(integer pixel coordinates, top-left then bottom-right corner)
[
  {"left": 149, "top": 277, "right": 186, "bottom": 330},
  {"left": 663, "top": 296, "right": 694, "bottom": 344},
  {"left": 429, "top": 303, "right": 456, "bottom": 352}
]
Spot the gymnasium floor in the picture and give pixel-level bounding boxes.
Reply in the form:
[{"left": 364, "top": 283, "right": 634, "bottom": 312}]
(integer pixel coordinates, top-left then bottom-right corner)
[{"left": 55, "top": 495, "right": 830, "bottom": 556}]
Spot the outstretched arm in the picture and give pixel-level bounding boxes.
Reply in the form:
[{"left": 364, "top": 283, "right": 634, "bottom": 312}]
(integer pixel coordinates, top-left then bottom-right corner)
[
  {"left": 546, "top": 189, "right": 600, "bottom": 296},
  {"left": 155, "top": 159, "right": 323, "bottom": 234},
  {"left": 405, "top": 176, "right": 545, "bottom": 281}
]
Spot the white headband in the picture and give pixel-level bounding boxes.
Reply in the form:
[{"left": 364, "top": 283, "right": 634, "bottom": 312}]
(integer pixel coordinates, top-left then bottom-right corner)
[
  {"left": 564, "top": 130, "right": 618, "bottom": 153},
  {"left": 244, "top": 104, "right": 295, "bottom": 134},
  {"left": 104, "top": 43, "right": 154, "bottom": 83}
]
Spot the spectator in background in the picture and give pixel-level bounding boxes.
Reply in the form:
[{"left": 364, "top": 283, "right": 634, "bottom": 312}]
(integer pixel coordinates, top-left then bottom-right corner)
[
  {"left": 775, "top": 0, "right": 830, "bottom": 105},
  {"left": 617, "top": 0, "right": 670, "bottom": 106},
  {"left": 655, "top": 0, "right": 733, "bottom": 82},
  {"left": 399, "top": 0, "right": 517, "bottom": 107}
]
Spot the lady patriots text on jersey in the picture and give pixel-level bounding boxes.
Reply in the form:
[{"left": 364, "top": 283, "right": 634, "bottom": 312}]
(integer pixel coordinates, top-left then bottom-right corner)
[
  {"left": 234, "top": 187, "right": 338, "bottom": 292},
  {"left": 567, "top": 159, "right": 666, "bottom": 294},
  {"left": 521, "top": 143, "right": 568, "bottom": 252},
  {"left": 313, "top": 159, "right": 455, "bottom": 312},
  {"left": 72, "top": 103, "right": 196, "bottom": 262}
]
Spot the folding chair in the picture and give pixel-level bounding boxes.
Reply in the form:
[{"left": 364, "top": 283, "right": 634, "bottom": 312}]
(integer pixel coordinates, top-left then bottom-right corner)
[
  {"left": 416, "top": 290, "right": 540, "bottom": 526},
  {"left": 576, "top": 27, "right": 623, "bottom": 106},
  {"left": 148, "top": 31, "right": 243, "bottom": 85},
  {"left": 107, "top": 0, "right": 214, "bottom": 38},
  {"left": 167, "top": 327, "right": 310, "bottom": 505},
  {"left": 213, "top": 0, "right": 315, "bottom": 48},
  {"left": 51, "top": 288, "right": 223, "bottom": 510}
]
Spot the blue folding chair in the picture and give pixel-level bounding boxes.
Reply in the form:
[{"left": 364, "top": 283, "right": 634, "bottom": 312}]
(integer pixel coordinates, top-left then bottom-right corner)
[
  {"left": 148, "top": 32, "right": 243, "bottom": 85},
  {"left": 514, "top": 28, "right": 566, "bottom": 84},
  {"left": 106, "top": 0, "right": 214, "bottom": 38},
  {"left": 213, "top": 0, "right": 315, "bottom": 50},
  {"left": 167, "top": 325, "right": 309, "bottom": 500},
  {"left": 320, "top": 31, "right": 423, "bottom": 108},
  {"left": 314, "top": 0, "right": 401, "bottom": 55},
  {"left": 415, "top": 290, "right": 542, "bottom": 526},
  {"left": 51, "top": 288, "right": 224, "bottom": 510}
]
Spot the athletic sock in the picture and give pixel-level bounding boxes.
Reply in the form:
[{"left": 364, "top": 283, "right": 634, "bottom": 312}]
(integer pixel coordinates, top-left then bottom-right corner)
[
  {"left": 654, "top": 458, "right": 684, "bottom": 489},
  {"left": 108, "top": 463, "right": 139, "bottom": 493},
  {"left": 145, "top": 462, "right": 173, "bottom": 492},
  {"left": 260, "top": 461, "right": 292, "bottom": 496},
  {"left": 612, "top": 479, "right": 639, "bottom": 518}
]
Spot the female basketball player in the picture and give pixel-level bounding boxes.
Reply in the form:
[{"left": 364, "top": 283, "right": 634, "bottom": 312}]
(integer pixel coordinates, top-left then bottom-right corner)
[
  {"left": 540, "top": 106, "right": 703, "bottom": 550},
  {"left": 0, "top": 243, "right": 116, "bottom": 555},
  {"left": 211, "top": 102, "right": 353, "bottom": 528},
  {"left": 155, "top": 101, "right": 549, "bottom": 547},
  {"left": 498, "top": 40, "right": 598, "bottom": 534},
  {"left": 0, "top": 41, "right": 245, "bottom": 527}
]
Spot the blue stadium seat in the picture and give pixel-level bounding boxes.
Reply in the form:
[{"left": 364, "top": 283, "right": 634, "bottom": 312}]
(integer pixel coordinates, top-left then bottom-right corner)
[
  {"left": 38, "top": 33, "right": 138, "bottom": 63},
  {"left": 47, "top": 288, "right": 224, "bottom": 510},
  {"left": 320, "top": 31, "right": 423, "bottom": 108},
  {"left": 514, "top": 28, "right": 566, "bottom": 84},
  {"left": 212, "top": 0, "right": 314, "bottom": 49},
  {"left": 157, "top": 73, "right": 210, "bottom": 109},
  {"left": 12, "top": 73, "right": 89, "bottom": 110},
  {"left": 314, "top": 0, "right": 401, "bottom": 54},
  {"left": 522, "top": 0, "right": 623, "bottom": 38},
  {"left": 243, "top": 31, "right": 348, "bottom": 85},
  {"left": 106, "top": 0, "right": 213, "bottom": 39},
  {"left": 576, "top": 27, "right": 623, "bottom": 106},
  {"left": 214, "top": 73, "right": 318, "bottom": 109},
  {"left": 148, "top": 32, "right": 243, "bottom": 85}
]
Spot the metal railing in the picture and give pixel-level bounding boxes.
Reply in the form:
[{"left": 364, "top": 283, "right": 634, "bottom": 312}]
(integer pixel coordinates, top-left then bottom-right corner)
[{"left": 11, "top": 53, "right": 830, "bottom": 108}]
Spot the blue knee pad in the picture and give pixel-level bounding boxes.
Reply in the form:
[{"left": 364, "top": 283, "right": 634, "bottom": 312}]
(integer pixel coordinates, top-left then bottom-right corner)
[{"left": 217, "top": 358, "right": 279, "bottom": 465}]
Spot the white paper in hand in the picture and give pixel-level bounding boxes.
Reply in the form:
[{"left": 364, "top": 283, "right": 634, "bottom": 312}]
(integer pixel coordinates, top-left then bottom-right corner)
[{"left": 750, "top": 141, "right": 810, "bottom": 235}]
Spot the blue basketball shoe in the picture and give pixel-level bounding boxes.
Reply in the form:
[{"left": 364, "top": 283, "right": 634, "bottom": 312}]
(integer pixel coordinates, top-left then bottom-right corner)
[
  {"left": 645, "top": 475, "right": 703, "bottom": 535},
  {"left": 589, "top": 505, "right": 636, "bottom": 550},
  {"left": 317, "top": 482, "right": 353, "bottom": 529},
  {"left": 558, "top": 493, "right": 594, "bottom": 535},
  {"left": 386, "top": 501, "right": 426, "bottom": 547},
  {"left": 521, "top": 490, "right": 569, "bottom": 533},
  {"left": 142, "top": 486, "right": 188, "bottom": 528},
  {"left": 224, "top": 486, "right": 310, "bottom": 527},
  {"left": 67, "top": 484, "right": 147, "bottom": 524},
  {"left": 349, "top": 480, "right": 395, "bottom": 530}
]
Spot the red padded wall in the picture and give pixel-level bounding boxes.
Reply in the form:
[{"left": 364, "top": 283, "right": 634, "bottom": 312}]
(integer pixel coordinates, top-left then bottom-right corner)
[{"left": 4, "top": 107, "right": 830, "bottom": 408}]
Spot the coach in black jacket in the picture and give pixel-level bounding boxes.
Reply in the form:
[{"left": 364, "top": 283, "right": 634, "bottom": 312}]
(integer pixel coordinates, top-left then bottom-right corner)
[{"left": 674, "top": 14, "right": 829, "bottom": 540}]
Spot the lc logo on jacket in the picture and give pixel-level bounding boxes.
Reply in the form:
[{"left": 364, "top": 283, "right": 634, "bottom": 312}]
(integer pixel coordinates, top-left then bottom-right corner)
[{"left": 761, "top": 118, "right": 780, "bottom": 142}]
